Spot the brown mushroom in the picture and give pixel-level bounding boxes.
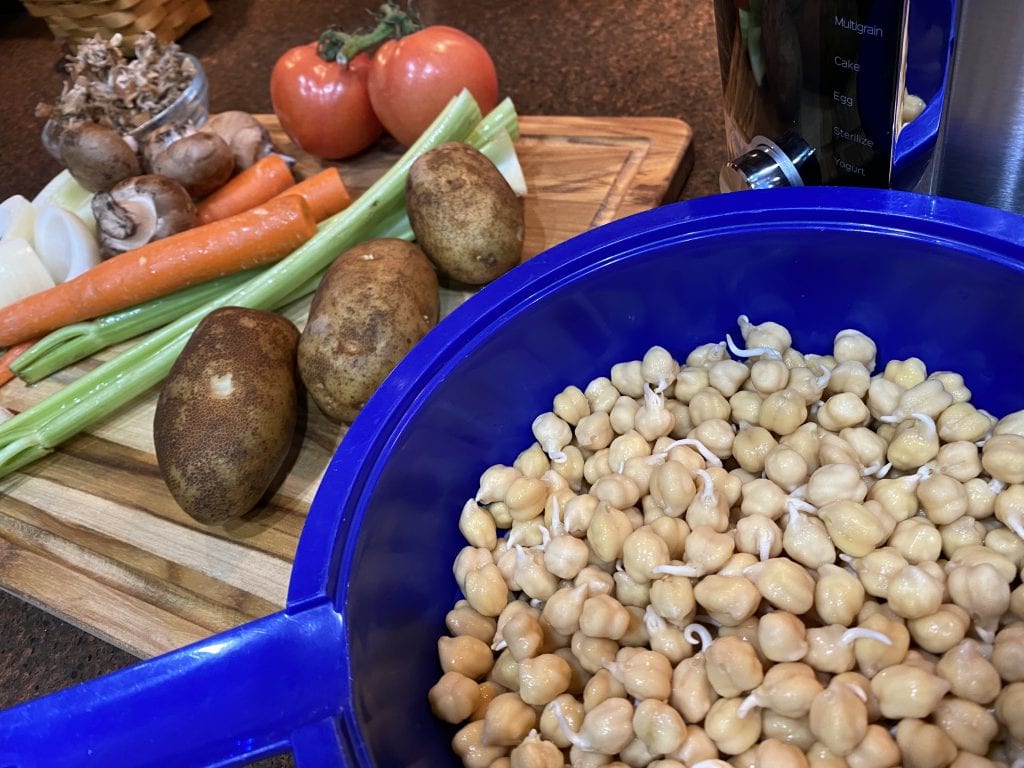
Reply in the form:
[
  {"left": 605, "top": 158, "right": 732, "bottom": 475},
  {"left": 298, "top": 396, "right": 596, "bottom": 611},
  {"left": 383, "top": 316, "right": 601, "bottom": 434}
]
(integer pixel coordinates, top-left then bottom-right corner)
[
  {"left": 140, "top": 123, "right": 196, "bottom": 173},
  {"left": 201, "top": 111, "right": 274, "bottom": 171},
  {"left": 58, "top": 122, "right": 141, "bottom": 193},
  {"left": 91, "top": 174, "right": 197, "bottom": 254},
  {"left": 149, "top": 132, "right": 234, "bottom": 198}
]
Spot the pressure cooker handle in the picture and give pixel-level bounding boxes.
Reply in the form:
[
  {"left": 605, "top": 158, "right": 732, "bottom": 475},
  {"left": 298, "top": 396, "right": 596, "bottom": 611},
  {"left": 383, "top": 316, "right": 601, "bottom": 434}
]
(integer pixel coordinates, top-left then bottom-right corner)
[{"left": 0, "top": 601, "right": 350, "bottom": 767}]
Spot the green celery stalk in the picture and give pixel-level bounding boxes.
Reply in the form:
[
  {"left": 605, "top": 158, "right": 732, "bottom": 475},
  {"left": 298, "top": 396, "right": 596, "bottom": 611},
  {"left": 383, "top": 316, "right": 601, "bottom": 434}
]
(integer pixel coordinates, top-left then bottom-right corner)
[
  {"left": 11, "top": 270, "right": 260, "bottom": 383},
  {"left": 0, "top": 90, "right": 516, "bottom": 480},
  {"left": 465, "top": 97, "right": 520, "bottom": 146},
  {"left": 478, "top": 129, "right": 528, "bottom": 197},
  {"left": 10, "top": 97, "right": 521, "bottom": 387}
]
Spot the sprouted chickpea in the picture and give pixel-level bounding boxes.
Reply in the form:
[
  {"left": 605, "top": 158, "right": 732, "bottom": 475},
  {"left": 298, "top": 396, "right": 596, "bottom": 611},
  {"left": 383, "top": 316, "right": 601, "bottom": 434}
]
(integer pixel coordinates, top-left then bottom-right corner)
[
  {"left": 632, "top": 697, "right": 688, "bottom": 756},
  {"left": 738, "top": 661, "right": 822, "bottom": 721},
  {"left": 757, "top": 610, "right": 808, "bottom": 663},
  {"left": 870, "top": 663, "right": 949, "bottom": 718},
  {"left": 710, "top": 358, "right": 750, "bottom": 398},
  {"left": 430, "top": 671, "right": 483, "bottom": 723},
  {"left": 674, "top": 365, "right": 710, "bottom": 402},
  {"left": 452, "top": 719, "right": 508, "bottom": 768},
  {"left": 703, "top": 634, "right": 765, "bottom": 698},
  {"left": 610, "top": 395, "right": 640, "bottom": 436},
  {"left": 936, "top": 639, "right": 1002, "bottom": 705},
  {"left": 553, "top": 696, "right": 636, "bottom": 755},
  {"left": 434, "top": 317, "right": 1024, "bottom": 767},
  {"left": 704, "top": 696, "right": 763, "bottom": 756}
]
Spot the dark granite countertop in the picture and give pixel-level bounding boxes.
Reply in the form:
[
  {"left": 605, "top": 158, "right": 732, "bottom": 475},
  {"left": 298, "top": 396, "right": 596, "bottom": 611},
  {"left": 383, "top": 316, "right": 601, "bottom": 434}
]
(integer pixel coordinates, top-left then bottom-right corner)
[{"left": 0, "top": 0, "right": 726, "bottom": 762}]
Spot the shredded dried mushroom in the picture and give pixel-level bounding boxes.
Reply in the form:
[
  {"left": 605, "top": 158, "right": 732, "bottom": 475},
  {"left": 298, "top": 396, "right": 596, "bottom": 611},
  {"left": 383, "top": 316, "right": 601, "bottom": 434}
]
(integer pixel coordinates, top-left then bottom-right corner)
[{"left": 36, "top": 32, "right": 198, "bottom": 135}]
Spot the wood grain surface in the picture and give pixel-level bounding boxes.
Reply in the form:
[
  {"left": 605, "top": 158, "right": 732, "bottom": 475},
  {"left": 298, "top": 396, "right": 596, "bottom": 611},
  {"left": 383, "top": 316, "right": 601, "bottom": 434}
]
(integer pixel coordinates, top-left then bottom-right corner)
[{"left": 0, "top": 115, "right": 693, "bottom": 658}]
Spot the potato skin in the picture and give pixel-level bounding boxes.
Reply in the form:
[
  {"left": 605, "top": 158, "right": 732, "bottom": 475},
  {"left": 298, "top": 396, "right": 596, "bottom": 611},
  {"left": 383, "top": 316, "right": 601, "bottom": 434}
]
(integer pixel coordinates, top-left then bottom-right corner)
[
  {"left": 154, "top": 307, "right": 300, "bottom": 523},
  {"left": 298, "top": 238, "right": 439, "bottom": 423},
  {"left": 406, "top": 141, "right": 524, "bottom": 285}
]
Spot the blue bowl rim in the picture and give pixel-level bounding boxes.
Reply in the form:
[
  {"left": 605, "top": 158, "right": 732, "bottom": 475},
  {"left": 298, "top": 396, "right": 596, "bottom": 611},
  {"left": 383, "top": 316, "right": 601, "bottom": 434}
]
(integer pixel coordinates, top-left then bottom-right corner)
[
  {"left": 291, "top": 186, "right": 1024, "bottom": 608},
  {"left": 288, "top": 185, "right": 1024, "bottom": 759}
]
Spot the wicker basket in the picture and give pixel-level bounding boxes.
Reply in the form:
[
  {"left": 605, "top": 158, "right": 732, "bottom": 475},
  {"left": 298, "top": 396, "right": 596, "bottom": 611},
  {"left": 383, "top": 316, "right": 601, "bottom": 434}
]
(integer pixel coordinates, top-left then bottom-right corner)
[{"left": 21, "top": 0, "right": 212, "bottom": 48}]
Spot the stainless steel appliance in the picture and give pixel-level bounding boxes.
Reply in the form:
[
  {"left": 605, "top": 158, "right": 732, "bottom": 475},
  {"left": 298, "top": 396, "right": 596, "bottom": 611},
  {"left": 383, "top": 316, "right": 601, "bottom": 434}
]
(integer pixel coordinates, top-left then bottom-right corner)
[
  {"left": 928, "top": 0, "right": 1024, "bottom": 213},
  {"left": 714, "top": 0, "right": 954, "bottom": 192}
]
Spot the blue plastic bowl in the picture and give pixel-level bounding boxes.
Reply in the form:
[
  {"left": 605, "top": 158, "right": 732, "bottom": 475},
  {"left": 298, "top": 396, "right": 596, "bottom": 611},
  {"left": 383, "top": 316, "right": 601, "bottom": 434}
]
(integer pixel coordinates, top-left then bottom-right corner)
[
  {"left": 2, "top": 187, "right": 1023, "bottom": 767},
  {"left": 892, "top": 0, "right": 957, "bottom": 190}
]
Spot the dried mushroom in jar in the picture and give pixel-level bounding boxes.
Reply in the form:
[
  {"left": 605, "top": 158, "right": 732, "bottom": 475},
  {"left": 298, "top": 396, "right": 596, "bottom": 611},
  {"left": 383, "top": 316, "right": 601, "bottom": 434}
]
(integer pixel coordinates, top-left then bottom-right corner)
[{"left": 38, "top": 32, "right": 200, "bottom": 147}]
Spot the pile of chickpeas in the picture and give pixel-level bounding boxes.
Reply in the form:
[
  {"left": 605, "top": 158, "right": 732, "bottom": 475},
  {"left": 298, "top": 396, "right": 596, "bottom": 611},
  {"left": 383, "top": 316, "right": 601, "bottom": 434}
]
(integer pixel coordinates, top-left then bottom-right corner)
[{"left": 429, "top": 316, "right": 1024, "bottom": 768}]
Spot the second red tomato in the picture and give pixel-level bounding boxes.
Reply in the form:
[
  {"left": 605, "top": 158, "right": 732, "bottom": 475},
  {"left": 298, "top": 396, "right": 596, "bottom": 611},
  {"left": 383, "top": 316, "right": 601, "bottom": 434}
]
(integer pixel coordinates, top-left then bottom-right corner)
[
  {"left": 270, "top": 44, "right": 383, "bottom": 160},
  {"left": 367, "top": 26, "right": 499, "bottom": 147}
]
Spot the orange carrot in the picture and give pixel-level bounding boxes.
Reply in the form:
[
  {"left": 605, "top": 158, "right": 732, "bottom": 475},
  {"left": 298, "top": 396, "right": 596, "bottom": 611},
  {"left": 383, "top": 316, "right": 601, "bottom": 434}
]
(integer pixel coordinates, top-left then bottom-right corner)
[
  {"left": 0, "top": 195, "right": 317, "bottom": 348},
  {"left": 0, "top": 340, "right": 37, "bottom": 388},
  {"left": 271, "top": 167, "right": 353, "bottom": 222},
  {"left": 195, "top": 153, "right": 296, "bottom": 225}
]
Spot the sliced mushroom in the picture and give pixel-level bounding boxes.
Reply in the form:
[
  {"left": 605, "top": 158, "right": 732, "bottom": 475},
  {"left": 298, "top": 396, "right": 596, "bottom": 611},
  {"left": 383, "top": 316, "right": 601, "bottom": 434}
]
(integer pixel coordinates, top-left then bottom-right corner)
[
  {"left": 58, "top": 122, "right": 141, "bottom": 193},
  {"left": 202, "top": 111, "right": 274, "bottom": 170},
  {"left": 150, "top": 132, "right": 235, "bottom": 198},
  {"left": 91, "top": 174, "right": 197, "bottom": 254}
]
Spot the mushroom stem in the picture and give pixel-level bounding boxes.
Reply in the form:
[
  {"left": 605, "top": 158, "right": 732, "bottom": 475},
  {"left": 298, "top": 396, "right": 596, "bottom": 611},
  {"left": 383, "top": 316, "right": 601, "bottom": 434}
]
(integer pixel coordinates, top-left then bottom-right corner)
[{"left": 91, "top": 174, "right": 196, "bottom": 254}]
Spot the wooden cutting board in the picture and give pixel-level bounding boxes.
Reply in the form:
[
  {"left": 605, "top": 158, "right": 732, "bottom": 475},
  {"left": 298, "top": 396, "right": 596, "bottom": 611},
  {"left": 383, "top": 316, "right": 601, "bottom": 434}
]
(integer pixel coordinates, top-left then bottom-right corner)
[{"left": 0, "top": 115, "right": 693, "bottom": 658}]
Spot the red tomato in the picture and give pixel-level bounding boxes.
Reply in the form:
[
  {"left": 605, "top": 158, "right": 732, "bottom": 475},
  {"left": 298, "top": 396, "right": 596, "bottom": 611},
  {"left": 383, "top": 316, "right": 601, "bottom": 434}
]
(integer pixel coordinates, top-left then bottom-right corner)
[
  {"left": 270, "top": 44, "right": 383, "bottom": 160},
  {"left": 367, "top": 26, "right": 499, "bottom": 147}
]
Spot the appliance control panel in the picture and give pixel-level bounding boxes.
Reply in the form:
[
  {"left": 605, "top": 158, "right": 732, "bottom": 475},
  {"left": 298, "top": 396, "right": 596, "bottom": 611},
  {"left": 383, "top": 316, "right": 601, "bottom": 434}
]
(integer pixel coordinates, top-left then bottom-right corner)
[{"left": 716, "top": 0, "right": 909, "bottom": 190}]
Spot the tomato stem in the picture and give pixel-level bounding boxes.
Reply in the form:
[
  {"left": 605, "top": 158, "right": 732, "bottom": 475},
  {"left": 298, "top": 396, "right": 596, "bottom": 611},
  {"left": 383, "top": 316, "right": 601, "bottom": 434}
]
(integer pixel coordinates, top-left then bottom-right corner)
[{"left": 317, "top": 2, "right": 421, "bottom": 65}]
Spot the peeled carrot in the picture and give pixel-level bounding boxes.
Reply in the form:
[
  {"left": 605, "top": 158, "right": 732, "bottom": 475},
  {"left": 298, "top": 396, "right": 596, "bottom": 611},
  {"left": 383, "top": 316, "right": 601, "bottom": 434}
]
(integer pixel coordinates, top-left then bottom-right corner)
[
  {"left": 271, "top": 167, "right": 353, "bottom": 222},
  {"left": 0, "top": 195, "right": 317, "bottom": 348},
  {"left": 195, "top": 153, "right": 296, "bottom": 225},
  {"left": 0, "top": 340, "right": 37, "bottom": 388}
]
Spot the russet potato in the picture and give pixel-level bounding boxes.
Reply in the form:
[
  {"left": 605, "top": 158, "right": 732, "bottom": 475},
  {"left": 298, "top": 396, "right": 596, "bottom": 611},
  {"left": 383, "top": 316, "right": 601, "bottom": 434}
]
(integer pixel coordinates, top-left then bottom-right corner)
[
  {"left": 298, "top": 238, "right": 439, "bottom": 422},
  {"left": 406, "top": 141, "right": 524, "bottom": 285},
  {"left": 153, "top": 306, "right": 300, "bottom": 523}
]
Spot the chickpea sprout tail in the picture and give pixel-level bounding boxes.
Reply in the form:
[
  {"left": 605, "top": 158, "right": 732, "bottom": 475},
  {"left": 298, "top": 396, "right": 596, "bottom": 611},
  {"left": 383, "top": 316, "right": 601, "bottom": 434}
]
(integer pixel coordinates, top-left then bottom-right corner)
[{"left": 431, "top": 313, "right": 1024, "bottom": 768}]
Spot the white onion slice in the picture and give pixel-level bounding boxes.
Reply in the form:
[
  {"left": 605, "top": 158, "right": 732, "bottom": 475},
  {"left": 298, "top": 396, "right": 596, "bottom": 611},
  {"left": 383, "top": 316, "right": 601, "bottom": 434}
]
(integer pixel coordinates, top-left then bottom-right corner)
[
  {"left": 0, "top": 195, "right": 38, "bottom": 242},
  {"left": 32, "top": 169, "right": 97, "bottom": 235},
  {"left": 0, "top": 237, "right": 55, "bottom": 308},
  {"left": 33, "top": 204, "right": 101, "bottom": 283}
]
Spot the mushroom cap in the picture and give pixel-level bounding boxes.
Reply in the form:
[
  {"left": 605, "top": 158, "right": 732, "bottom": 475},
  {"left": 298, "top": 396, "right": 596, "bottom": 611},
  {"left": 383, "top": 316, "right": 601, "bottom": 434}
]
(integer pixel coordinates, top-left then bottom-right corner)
[
  {"left": 202, "top": 111, "right": 274, "bottom": 170},
  {"left": 150, "top": 132, "right": 234, "bottom": 198},
  {"left": 91, "top": 174, "right": 197, "bottom": 254},
  {"left": 140, "top": 123, "right": 196, "bottom": 173},
  {"left": 58, "top": 122, "right": 141, "bottom": 193}
]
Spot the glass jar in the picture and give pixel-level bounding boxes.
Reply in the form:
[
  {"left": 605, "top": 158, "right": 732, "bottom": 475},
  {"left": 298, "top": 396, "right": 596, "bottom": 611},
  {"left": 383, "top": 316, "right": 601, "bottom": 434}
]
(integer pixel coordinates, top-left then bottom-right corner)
[{"left": 42, "top": 53, "right": 209, "bottom": 160}]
